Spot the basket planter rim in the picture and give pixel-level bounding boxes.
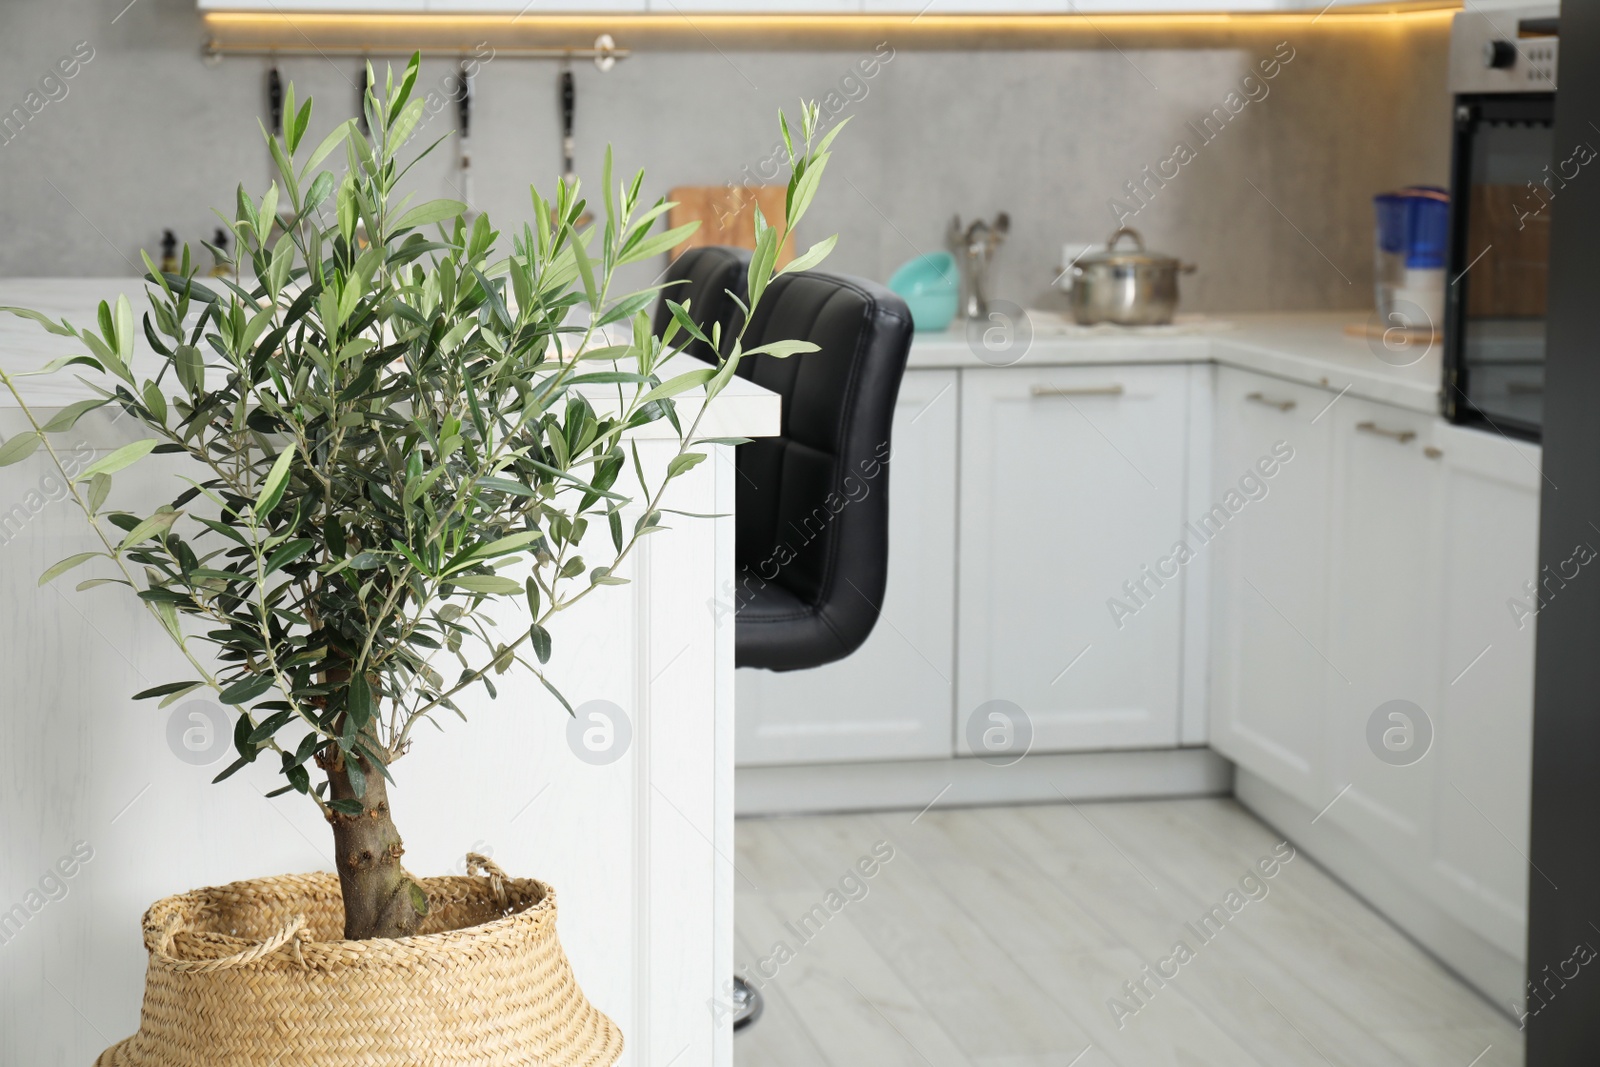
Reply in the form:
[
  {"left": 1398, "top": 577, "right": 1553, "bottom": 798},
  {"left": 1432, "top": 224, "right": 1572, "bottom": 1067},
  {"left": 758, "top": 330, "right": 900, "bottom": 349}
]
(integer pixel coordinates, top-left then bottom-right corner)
[{"left": 144, "top": 868, "right": 556, "bottom": 964}]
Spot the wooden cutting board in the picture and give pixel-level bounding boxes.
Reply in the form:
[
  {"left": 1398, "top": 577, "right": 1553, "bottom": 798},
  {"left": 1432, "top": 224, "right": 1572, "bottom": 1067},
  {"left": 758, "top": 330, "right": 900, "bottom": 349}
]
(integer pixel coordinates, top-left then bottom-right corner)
[{"left": 667, "top": 185, "right": 795, "bottom": 267}]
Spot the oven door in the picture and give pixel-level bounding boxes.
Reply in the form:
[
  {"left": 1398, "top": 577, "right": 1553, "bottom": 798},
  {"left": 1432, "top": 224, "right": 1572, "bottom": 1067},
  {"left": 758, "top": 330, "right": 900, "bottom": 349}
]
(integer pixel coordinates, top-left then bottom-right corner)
[{"left": 1443, "top": 93, "right": 1556, "bottom": 441}]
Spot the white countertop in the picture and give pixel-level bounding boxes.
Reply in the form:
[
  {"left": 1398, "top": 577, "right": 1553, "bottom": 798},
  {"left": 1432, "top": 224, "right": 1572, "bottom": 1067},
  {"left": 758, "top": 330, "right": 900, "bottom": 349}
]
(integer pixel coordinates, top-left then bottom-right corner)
[
  {"left": 0, "top": 277, "right": 781, "bottom": 438},
  {"left": 910, "top": 310, "right": 1444, "bottom": 415},
  {"left": 2, "top": 280, "right": 1445, "bottom": 421}
]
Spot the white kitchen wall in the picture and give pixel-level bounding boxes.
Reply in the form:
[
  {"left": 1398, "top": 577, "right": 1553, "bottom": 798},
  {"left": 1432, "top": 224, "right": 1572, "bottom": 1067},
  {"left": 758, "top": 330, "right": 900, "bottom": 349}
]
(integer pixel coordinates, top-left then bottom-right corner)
[{"left": 0, "top": 0, "right": 1450, "bottom": 312}]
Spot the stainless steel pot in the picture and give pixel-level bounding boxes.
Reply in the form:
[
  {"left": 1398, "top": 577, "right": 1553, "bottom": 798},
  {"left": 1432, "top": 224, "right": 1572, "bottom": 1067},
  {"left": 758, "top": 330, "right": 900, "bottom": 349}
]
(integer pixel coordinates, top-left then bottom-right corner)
[{"left": 1065, "top": 227, "right": 1196, "bottom": 326}]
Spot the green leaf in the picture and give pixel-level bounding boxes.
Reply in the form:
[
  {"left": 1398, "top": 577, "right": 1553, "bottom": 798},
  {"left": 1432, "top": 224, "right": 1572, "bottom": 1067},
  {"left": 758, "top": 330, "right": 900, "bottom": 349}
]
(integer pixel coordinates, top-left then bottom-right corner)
[
  {"left": 667, "top": 452, "right": 707, "bottom": 479},
  {"left": 212, "top": 756, "right": 252, "bottom": 784},
  {"left": 174, "top": 344, "right": 205, "bottom": 394},
  {"left": 300, "top": 119, "right": 353, "bottom": 181},
  {"left": 393, "top": 199, "right": 467, "bottom": 232},
  {"left": 406, "top": 880, "right": 430, "bottom": 918},
  {"left": 468, "top": 531, "right": 544, "bottom": 561},
  {"left": 636, "top": 367, "right": 716, "bottom": 407},
  {"left": 118, "top": 510, "right": 180, "bottom": 549},
  {"left": 787, "top": 151, "right": 830, "bottom": 231},
  {"left": 113, "top": 295, "right": 135, "bottom": 363},
  {"left": 248, "top": 710, "right": 295, "bottom": 744},
  {"left": 348, "top": 672, "right": 374, "bottom": 729},
  {"left": 42, "top": 398, "right": 110, "bottom": 434},
  {"left": 530, "top": 622, "right": 552, "bottom": 664},
  {"left": 0, "top": 306, "right": 77, "bottom": 337},
  {"left": 254, "top": 448, "right": 295, "bottom": 518},
  {"left": 616, "top": 221, "right": 701, "bottom": 267},
  {"left": 79, "top": 439, "right": 158, "bottom": 480},
  {"left": 536, "top": 671, "right": 573, "bottom": 715},
  {"left": 449, "top": 574, "right": 524, "bottom": 596},
  {"left": 572, "top": 231, "right": 598, "bottom": 309},
  {"left": 665, "top": 299, "right": 712, "bottom": 347},
  {"left": 329, "top": 798, "right": 365, "bottom": 816},
  {"left": 158, "top": 682, "right": 207, "bottom": 708},
  {"left": 0, "top": 432, "right": 41, "bottom": 467},
  {"left": 779, "top": 233, "right": 838, "bottom": 276},
  {"left": 742, "top": 339, "right": 821, "bottom": 359},
  {"left": 132, "top": 679, "right": 203, "bottom": 701},
  {"left": 87, "top": 472, "right": 111, "bottom": 515},
  {"left": 219, "top": 672, "right": 276, "bottom": 706},
  {"left": 141, "top": 380, "right": 168, "bottom": 425},
  {"left": 39, "top": 552, "right": 101, "bottom": 586}
]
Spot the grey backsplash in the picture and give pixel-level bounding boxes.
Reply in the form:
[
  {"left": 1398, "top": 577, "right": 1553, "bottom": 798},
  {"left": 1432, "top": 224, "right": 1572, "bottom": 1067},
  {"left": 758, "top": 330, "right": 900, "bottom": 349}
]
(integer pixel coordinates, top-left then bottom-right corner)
[{"left": 0, "top": 0, "right": 1451, "bottom": 314}]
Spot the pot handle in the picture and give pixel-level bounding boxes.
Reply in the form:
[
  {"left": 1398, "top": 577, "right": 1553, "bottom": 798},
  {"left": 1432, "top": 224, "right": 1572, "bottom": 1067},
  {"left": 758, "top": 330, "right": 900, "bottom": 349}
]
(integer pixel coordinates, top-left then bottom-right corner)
[
  {"left": 153, "top": 912, "right": 309, "bottom": 973},
  {"left": 467, "top": 851, "right": 510, "bottom": 910},
  {"left": 1104, "top": 227, "right": 1146, "bottom": 252}
]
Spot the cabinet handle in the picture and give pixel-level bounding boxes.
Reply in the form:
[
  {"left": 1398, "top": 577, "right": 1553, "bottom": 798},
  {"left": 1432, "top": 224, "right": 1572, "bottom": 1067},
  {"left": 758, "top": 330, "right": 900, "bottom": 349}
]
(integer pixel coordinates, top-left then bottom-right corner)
[
  {"left": 1245, "top": 391, "right": 1296, "bottom": 412},
  {"left": 1356, "top": 421, "right": 1417, "bottom": 444},
  {"left": 1030, "top": 383, "right": 1124, "bottom": 398}
]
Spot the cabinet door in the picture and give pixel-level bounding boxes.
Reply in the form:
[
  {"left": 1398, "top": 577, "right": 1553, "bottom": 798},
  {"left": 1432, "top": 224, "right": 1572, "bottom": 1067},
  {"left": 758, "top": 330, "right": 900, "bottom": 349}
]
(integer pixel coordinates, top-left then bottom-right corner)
[
  {"left": 1429, "top": 425, "right": 1540, "bottom": 959},
  {"left": 1321, "top": 398, "right": 1443, "bottom": 861},
  {"left": 957, "top": 364, "right": 1191, "bottom": 754},
  {"left": 734, "top": 369, "right": 957, "bottom": 766},
  {"left": 1207, "top": 368, "right": 1336, "bottom": 808}
]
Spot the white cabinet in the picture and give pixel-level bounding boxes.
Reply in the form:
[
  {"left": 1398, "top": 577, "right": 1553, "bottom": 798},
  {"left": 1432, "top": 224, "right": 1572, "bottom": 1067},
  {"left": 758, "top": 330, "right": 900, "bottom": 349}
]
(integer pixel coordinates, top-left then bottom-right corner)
[
  {"left": 957, "top": 364, "right": 1195, "bottom": 754},
  {"left": 1318, "top": 398, "right": 1539, "bottom": 975},
  {"left": 1214, "top": 367, "right": 1541, "bottom": 986},
  {"left": 1321, "top": 397, "right": 1444, "bottom": 859},
  {"left": 1207, "top": 367, "right": 1336, "bottom": 808},
  {"left": 1428, "top": 423, "right": 1540, "bottom": 955},
  {"left": 734, "top": 369, "right": 958, "bottom": 766}
]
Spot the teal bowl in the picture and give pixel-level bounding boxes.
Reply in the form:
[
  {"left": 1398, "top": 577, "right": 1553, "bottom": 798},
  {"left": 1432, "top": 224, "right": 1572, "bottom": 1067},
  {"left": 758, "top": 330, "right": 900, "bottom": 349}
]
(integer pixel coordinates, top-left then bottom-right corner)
[{"left": 888, "top": 252, "right": 960, "bottom": 332}]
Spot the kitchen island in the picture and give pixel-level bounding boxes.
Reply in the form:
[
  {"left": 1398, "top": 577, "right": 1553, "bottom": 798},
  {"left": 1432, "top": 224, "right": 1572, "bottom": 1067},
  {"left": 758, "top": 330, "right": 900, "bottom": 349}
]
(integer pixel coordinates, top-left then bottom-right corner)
[{"left": 0, "top": 279, "right": 777, "bottom": 1067}]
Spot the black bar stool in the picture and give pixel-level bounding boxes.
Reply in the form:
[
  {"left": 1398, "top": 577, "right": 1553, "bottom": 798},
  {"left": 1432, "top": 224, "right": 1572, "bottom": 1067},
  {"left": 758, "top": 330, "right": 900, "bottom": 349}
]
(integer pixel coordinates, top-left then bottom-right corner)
[{"left": 654, "top": 247, "right": 914, "bottom": 1029}]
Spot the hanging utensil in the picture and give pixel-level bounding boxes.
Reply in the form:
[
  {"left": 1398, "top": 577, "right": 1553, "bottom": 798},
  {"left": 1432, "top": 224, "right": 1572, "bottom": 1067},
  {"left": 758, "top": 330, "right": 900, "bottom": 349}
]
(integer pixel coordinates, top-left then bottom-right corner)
[
  {"left": 560, "top": 62, "right": 576, "bottom": 188},
  {"left": 267, "top": 63, "right": 283, "bottom": 191},
  {"left": 357, "top": 61, "right": 372, "bottom": 136},
  {"left": 457, "top": 60, "right": 475, "bottom": 213},
  {"left": 559, "top": 61, "right": 592, "bottom": 227}
]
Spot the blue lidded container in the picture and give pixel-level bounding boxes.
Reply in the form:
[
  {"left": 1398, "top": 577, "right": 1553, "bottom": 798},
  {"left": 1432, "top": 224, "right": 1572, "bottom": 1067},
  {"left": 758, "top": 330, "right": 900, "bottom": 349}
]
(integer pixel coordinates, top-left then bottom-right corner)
[{"left": 1373, "top": 186, "right": 1449, "bottom": 331}]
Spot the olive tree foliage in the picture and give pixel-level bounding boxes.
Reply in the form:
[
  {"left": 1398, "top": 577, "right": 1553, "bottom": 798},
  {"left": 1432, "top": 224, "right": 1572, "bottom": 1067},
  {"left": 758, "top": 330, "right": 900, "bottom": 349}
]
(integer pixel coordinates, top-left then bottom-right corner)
[{"left": 0, "top": 57, "right": 843, "bottom": 816}]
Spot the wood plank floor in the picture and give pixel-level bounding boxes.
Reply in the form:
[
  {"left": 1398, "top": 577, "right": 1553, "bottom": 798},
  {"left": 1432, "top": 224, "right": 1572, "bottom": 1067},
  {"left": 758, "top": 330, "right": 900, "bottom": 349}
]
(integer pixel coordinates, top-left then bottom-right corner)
[{"left": 732, "top": 798, "right": 1522, "bottom": 1067}]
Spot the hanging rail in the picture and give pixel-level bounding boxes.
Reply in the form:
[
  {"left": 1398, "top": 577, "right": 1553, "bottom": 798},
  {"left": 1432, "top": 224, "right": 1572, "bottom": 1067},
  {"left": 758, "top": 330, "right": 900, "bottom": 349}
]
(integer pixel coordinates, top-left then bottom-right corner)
[{"left": 203, "top": 34, "right": 629, "bottom": 70}]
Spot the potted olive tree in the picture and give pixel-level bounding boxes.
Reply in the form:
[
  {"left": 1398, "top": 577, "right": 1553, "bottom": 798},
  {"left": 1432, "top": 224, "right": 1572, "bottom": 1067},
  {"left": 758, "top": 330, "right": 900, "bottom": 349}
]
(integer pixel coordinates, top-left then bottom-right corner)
[{"left": 1, "top": 57, "right": 843, "bottom": 1066}]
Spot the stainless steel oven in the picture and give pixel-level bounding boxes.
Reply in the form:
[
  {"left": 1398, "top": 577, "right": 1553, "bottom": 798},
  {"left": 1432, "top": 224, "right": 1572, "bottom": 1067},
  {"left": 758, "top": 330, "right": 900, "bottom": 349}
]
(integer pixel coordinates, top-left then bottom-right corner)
[{"left": 1442, "top": 5, "right": 1559, "bottom": 441}]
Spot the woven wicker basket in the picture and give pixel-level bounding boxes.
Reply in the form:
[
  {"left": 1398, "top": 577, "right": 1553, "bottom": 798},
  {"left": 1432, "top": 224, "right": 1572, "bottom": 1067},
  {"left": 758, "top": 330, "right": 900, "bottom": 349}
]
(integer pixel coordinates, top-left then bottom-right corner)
[{"left": 94, "top": 855, "right": 623, "bottom": 1067}]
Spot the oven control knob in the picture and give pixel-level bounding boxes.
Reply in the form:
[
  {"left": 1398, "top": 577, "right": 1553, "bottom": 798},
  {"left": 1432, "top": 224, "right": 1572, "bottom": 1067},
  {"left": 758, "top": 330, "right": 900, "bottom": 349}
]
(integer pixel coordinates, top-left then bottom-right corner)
[{"left": 1484, "top": 39, "right": 1517, "bottom": 69}]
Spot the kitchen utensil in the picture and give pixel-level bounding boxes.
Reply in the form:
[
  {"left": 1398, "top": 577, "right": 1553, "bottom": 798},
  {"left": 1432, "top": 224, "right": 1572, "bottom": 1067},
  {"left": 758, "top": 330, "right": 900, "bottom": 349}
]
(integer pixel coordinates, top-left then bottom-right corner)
[
  {"left": 666, "top": 186, "right": 795, "bottom": 268},
  {"left": 267, "top": 64, "right": 283, "bottom": 190},
  {"left": 948, "top": 213, "right": 1009, "bottom": 320},
  {"left": 458, "top": 60, "right": 475, "bottom": 212},
  {"left": 357, "top": 62, "right": 372, "bottom": 135},
  {"left": 888, "top": 252, "right": 960, "bottom": 331},
  {"left": 559, "top": 63, "right": 593, "bottom": 227},
  {"left": 1067, "top": 227, "right": 1196, "bottom": 326}
]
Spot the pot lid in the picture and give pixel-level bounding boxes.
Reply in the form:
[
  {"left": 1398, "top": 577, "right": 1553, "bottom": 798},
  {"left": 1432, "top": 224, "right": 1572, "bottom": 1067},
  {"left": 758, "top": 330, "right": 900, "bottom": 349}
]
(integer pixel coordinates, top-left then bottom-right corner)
[{"left": 1077, "top": 227, "right": 1181, "bottom": 268}]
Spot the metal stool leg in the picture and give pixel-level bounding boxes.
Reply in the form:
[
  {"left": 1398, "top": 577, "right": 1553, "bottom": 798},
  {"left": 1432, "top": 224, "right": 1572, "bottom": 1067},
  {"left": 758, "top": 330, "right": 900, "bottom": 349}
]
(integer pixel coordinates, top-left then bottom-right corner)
[{"left": 732, "top": 976, "right": 764, "bottom": 1031}]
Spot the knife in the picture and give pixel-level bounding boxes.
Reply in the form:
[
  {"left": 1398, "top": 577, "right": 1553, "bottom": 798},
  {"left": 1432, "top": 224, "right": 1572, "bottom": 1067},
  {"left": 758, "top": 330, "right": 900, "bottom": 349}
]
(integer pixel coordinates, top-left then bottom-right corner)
[
  {"left": 559, "top": 64, "right": 592, "bottom": 227},
  {"left": 458, "top": 60, "right": 475, "bottom": 214}
]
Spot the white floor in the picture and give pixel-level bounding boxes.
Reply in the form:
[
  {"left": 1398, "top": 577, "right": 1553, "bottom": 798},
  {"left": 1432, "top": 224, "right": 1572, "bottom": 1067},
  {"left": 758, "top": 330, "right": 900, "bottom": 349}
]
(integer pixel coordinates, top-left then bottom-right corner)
[{"left": 732, "top": 798, "right": 1522, "bottom": 1067}]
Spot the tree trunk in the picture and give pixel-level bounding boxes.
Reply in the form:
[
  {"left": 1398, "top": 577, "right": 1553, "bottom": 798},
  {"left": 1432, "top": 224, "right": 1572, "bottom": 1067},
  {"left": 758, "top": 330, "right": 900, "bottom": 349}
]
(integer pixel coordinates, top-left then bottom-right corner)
[{"left": 324, "top": 749, "right": 427, "bottom": 941}]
